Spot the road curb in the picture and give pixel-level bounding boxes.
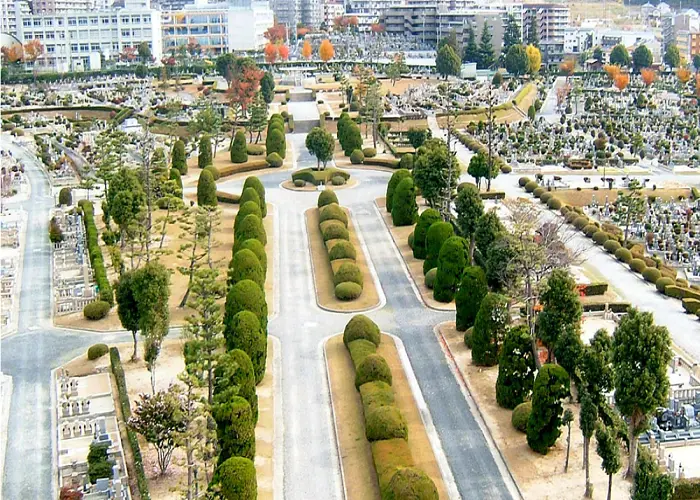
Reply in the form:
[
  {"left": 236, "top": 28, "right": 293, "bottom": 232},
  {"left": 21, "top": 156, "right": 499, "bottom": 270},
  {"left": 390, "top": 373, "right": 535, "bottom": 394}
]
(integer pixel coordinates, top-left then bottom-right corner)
[
  {"left": 270, "top": 334, "right": 284, "bottom": 500},
  {"left": 433, "top": 322, "right": 524, "bottom": 500},
  {"left": 321, "top": 334, "right": 348, "bottom": 500}
]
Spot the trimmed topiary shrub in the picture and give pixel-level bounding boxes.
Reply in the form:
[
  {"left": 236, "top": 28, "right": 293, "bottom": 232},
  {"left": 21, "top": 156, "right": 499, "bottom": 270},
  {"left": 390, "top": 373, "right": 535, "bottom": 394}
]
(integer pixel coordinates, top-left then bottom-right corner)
[
  {"left": 266, "top": 152, "right": 283, "bottom": 167},
  {"left": 664, "top": 285, "right": 685, "bottom": 299},
  {"left": 355, "top": 353, "right": 392, "bottom": 388},
  {"left": 362, "top": 147, "right": 377, "bottom": 158},
  {"left": 228, "top": 249, "right": 264, "bottom": 288},
  {"left": 642, "top": 267, "right": 661, "bottom": 284},
  {"left": 223, "top": 311, "right": 267, "bottom": 384},
  {"left": 87, "top": 343, "right": 109, "bottom": 360},
  {"left": 318, "top": 189, "right": 338, "bottom": 208},
  {"left": 350, "top": 149, "right": 365, "bottom": 164},
  {"left": 224, "top": 279, "right": 268, "bottom": 331},
  {"left": 540, "top": 192, "right": 553, "bottom": 203},
  {"left": 682, "top": 298, "right": 700, "bottom": 314},
  {"left": 604, "top": 239, "right": 621, "bottom": 253},
  {"left": 344, "top": 314, "right": 381, "bottom": 346},
  {"left": 655, "top": 276, "right": 674, "bottom": 293},
  {"left": 365, "top": 405, "right": 408, "bottom": 441},
  {"left": 455, "top": 266, "right": 488, "bottom": 332},
  {"left": 524, "top": 181, "right": 538, "bottom": 193},
  {"left": 386, "top": 467, "right": 439, "bottom": 500},
  {"left": 386, "top": 169, "right": 411, "bottom": 212},
  {"left": 234, "top": 201, "right": 263, "bottom": 232},
  {"left": 239, "top": 187, "right": 261, "bottom": 213},
  {"left": 629, "top": 258, "right": 647, "bottom": 273},
  {"left": 230, "top": 130, "right": 248, "bottom": 163},
  {"left": 331, "top": 176, "right": 345, "bottom": 186},
  {"left": 424, "top": 222, "right": 454, "bottom": 275},
  {"left": 214, "top": 349, "right": 259, "bottom": 420},
  {"left": 359, "top": 380, "right": 394, "bottom": 412},
  {"left": 294, "top": 179, "right": 305, "bottom": 187},
  {"left": 266, "top": 129, "right": 286, "bottom": 159},
  {"left": 320, "top": 203, "right": 348, "bottom": 227},
  {"left": 408, "top": 231, "right": 414, "bottom": 250},
  {"left": 233, "top": 214, "right": 267, "bottom": 254},
  {"left": 518, "top": 177, "right": 531, "bottom": 187},
  {"left": 547, "top": 197, "right": 562, "bottom": 210},
  {"left": 433, "top": 236, "right": 469, "bottom": 303},
  {"left": 198, "top": 135, "right": 212, "bottom": 169},
  {"left": 496, "top": 325, "right": 535, "bottom": 409},
  {"left": 214, "top": 456, "right": 257, "bottom": 500},
  {"left": 59, "top": 187, "right": 72, "bottom": 206},
  {"left": 413, "top": 208, "right": 441, "bottom": 260},
  {"left": 213, "top": 396, "right": 255, "bottom": 462},
  {"left": 511, "top": 401, "right": 532, "bottom": 433},
  {"left": 83, "top": 301, "right": 110, "bottom": 320},
  {"left": 203, "top": 165, "right": 220, "bottom": 180},
  {"left": 533, "top": 187, "right": 545, "bottom": 198},
  {"left": 615, "top": 247, "right": 633, "bottom": 263},
  {"left": 583, "top": 224, "right": 598, "bottom": 237},
  {"left": 335, "top": 282, "right": 363, "bottom": 300},
  {"left": 334, "top": 262, "right": 363, "bottom": 287},
  {"left": 172, "top": 139, "right": 187, "bottom": 175},
  {"left": 243, "top": 176, "right": 266, "bottom": 217},
  {"left": 348, "top": 338, "right": 377, "bottom": 367},
  {"left": 329, "top": 240, "right": 357, "bottom": 261},
  {"left": 573, "top": 216, "right": 589, "bottom": 230},
  {"left": 322, "top": 221, "right": 349, "bottom": 241},
  {"left": 526, "top": 364, "right": 570, "bottom": 455},
  {"left": 399, "top": 153, "right": 414, "bottom": 170},
  {"left": 592, "top": 231, "right": 610, "bottom": 245},
  {"left": 391, "top": 177, "right": 418, "bottom": 227},
  {"left": 472, "top": 292, "right": 510, "bottom": 367},
  {"left": 425, "top": 268, "right": 437, "bottom": 289},
  {"left": 236, "top": 239, "right": 266, "bottom": 278},
  {"left": 247, "top": 144, "right": 265, "bottom": 155},
  {"left": 197, "top": 169, "right": 218, "bottom": 207}
]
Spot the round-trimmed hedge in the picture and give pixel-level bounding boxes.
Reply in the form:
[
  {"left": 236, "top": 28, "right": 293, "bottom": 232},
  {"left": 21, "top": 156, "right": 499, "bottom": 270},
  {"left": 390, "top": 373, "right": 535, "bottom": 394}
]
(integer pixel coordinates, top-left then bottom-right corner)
[
  {"left": 385, "top": 169, "right": 412, "bottom": 213},
  {"left": 266, "top": 152, "right": 283, "bottom": 167},
  {"left": 583, "top": 224, "right": 598, "bottom": 237},
  {"left": 359, "top": 380, "right": 394, "bottom": 409},
  {"left": 533, "top": 187, "right": 545, "bottom": 198},
  {"left": 319, "top": 203, "right": 348, "bottom": 227},
  {"left": 423, "top": 221, "right": 454, "bottom": 275},
  {"left": 233, "top": 214, "right": 267, "bottom": 254},
  {"left": 408, "top": 231, "right": 414, "bottom": 250},
  {"left": 362, "top": 147, "right": 377, "bottom": 158},
  {"left": 615, "top": 247, "right": 633, "bottom": 263},
  {"left": 332, "top": 176, "right": 346, "bottom": 186},
  {"left": 565, "top": 211, "right": 579, "bottom": 224},
  {"left": 391, "top": 177, "right": 417, "bottom": 227},
  {"left": 236, "top": 239, "right": 267, "bottom": 278},
  {"left": 604, "top": 239, "right": 621, "bottom": 253},
  {"left": 512, "top": 401, "right": 532, "bottom": 433},
  {"left": 225, "top": 279, "right": 268, "bottom": 330},
  {"left": 355, "top": 353, "right": 392, "bottom": 388},
  {"left": 629, "top": 258, "right": 647, "bottom": 273},
  {"left": 87, "top": 343, "right": 109, "bottom": 360},
  {"left": 239, "top": 187, "right": 261, "bottom": 211},
  {"left": 642, "top": 267, "right": 662, "bottom": 283},
  {"left": 335, "top": 281, "right": 363, "bottom": 300},
  {"left": 463, "top": 326, "right": 474, "bottom": 348},
  {"left": 83, "top": 300, "right": 110, "bottom": 320},
  {"left": 215, "top": 349, "right": 259, "bottom": 419},
  {"left": 294, "top": 179, "right": 305, "bottom": 187},
  {"left": 229, "top": 249, "right": 264, "bottom": 288},
  {"left": 425, "top": 268, "right": 437, "bottom": 289},
  {"left": 203, "top": 164, "right": 220, "bottom": 181},
  {"left": 547, "top": 197, "right": 562, "bottom": 210},
  {"left": 243, "top": 176, "right": 266, "bottom": 217},
  {"left": 334, "top": 262, "right": 363, "bottom": 287},
  {"left": 350, "top": 149, "right": 365, "bottom": 164},
  {"left": 235, "top": 201, "right": 263, "bottom": 231},
  {"left": 573, "top": 216, "right": 590, "bottom": 230},
  {"left": 518, "top": 177, "right": 531, "bottom": 187},
  {"left": 223, "top": 312, "right": 267, "bottom": 384},
  {"left": 413, "top": 208, "right": 441, "bottom": 260},
  {"left": 677, "top": 278, "right": 689, "bottom": 288},
  {"left": 524, "top": 181, "right": 538, "bottom": 193},
  {"left": 247, "top": 144, "right": 265, "bottom": 155},
  {"left": 386, "top": 468, "right": 438, "bottom": 500},
  {"left": 318, "top": 189, "right": 339, "bottom": 208},
  {"left": 656, "top": 276, "right": 674, "bottom": 293},
  {"left": 343, "top": 314, "right": 381, "bottom": 346},
  {"left": 592, "top": 231, "right": 610, "bottom": 245},
  {"left": 329, "top": 240, "right": 357, "bottom": 261},
  {"left": 365, "top": 405, "right": 408, "bottom": 441},
  {"left": 215, "top": 457, "right": 257, "bottom": 500},
  {"left": 540, "top": 192, "right": 553, "bottom": 203},
  {"left": 322, "top": 221, "right": 349, "bottom": 241}
]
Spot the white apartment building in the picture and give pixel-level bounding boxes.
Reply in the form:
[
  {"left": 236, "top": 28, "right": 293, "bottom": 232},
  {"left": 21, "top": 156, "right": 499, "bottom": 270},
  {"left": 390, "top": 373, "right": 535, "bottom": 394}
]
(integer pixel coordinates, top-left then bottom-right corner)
[
  {"left": 14, "top": 0, "right": 162, "bottom": 72},
  {"left": 32, "top": 0, "right": 94, "bottom": 14},
  {"left": 161, "top": 0, "right": 274, "bottom": 53},
  {"left": 0, "top": 0, "right": 29, "bottom": 35},
  {"left": 323, "top": 0, "right": 344, "bottom": 27},
  {"left": 662, "top": 9, "right": 700, "bottom": 61},
  {"left": 345, "top": 0, "right": 404, "bottom": 30},
  {"left": 272, "top": 0, "right": 320, "bottom": 30},
  {"left": 523, "top": 3, "right": 569, "bottom": 65},
  {"left": 564, "top": 26, "right": 593, "bottom": 55}
]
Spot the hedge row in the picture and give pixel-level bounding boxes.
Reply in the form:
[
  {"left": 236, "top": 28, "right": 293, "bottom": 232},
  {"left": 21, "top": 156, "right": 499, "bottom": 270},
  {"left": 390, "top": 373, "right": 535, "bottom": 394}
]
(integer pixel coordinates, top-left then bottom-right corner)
[
  {"left": 518, "top": 177, "right": 564, "bottom": 213},
  {"left": 216, "top": 191, "right": 241, "bottom": 204},
  {"left": 454, "top": 130, "right": 512, "bottom": 174},
  {"left": 110, "top": 348, "right": 150, "bottom": 500},
  {"left": 216, "top": 159, "right": 269, "bottom": 178},
  {"left": 78, "top": 200, "right": 113, "bottom": 306},
  {"left": 674, "top": 478, "right": 700, "bottom": 499},
  {"left": 362, "top": 157, "right": 401, "bottom": 169},
  {"left": 578, "top": 282, "right": 608, "bottom": 296},
  {"left": 317, "top": 196, "right": 364, "bottom": 301},
  {"left": 342, "top": 316, "right": 438, "bottom": 500}
]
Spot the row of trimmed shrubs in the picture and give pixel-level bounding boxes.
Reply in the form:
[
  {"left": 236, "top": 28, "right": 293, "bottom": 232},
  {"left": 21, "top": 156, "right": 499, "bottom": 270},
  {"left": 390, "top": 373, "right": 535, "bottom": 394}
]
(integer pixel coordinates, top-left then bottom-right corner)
[
  {"left": 342, "top": 315, "right": 438, "bottom": 500},
  {"left": 78, "top": 200, "right": 113, "bottom": 319},
  {"left": 317, "top": 190, "right": 365, "bottom": 301},
  {"left": 453, "top": 130, "right": 513, "bottom": 174},
  {"left": 109, "top": 348, "right": 150, "bottom": 500}
]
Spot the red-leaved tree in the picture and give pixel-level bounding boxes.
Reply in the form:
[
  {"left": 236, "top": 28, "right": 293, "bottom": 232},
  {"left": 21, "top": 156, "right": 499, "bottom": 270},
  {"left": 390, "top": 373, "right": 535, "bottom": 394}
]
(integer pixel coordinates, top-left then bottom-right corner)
[{"left": 228, "top": 65, "right": 264, "bottom": 117}]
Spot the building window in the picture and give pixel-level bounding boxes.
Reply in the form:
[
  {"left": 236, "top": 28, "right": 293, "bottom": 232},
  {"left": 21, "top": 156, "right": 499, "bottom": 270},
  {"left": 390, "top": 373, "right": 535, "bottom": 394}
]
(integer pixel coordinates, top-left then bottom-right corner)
[
  {"left": 59, "top": 32, "right": 65, "bottom": 39},
  {"left": 121, "top": 16, "right": 129, "bottom": 24},
  {"left": 131, "top": 16, "right": 140, "bottom": 23},
  {"left": 68, "top": 17, "right": 76, "bottom": 26},
  {"left": 91, "top": 43, "right": 99, "bottom": 50},
  {"left": 46, "top": 32, "right": 55, "bottom": 39},
  {"left": 142, "top": 15, "right": 150, "bottom": 22},
  {"left": 69, "top": 30, "right": 76, "bottom": 39},
  {"left": 70, "top": 43, "right": 78, "bottom": 51},
  {"left": 57, "top": 18, "right": 64, "bottom": 26},
  {"left": 36, "top": 33, "right": 44, "bottom": 39},
  {"left": 111, "top": 16, "right": 117, "bottom": 24},
  {"left": 80, "top": 43, "right": 89, "bottom": 51},
  {"left": 25, "top": 33, "right": 33, "bottom": 39},
  {"left": 122, "top": 29, "right": 130, "bottom": 36},
  {"left": 33, "top": 19, "right": 41, "bottom": 26},
  {"left": 47, "top": 45, "right": 55, "bottom": 52},
  {"left": 78, "top": 17, "right": 87, "bottom": 26},
  {"left": 90, "top": 17, "right": 98, "bottom": 25},
  {"left": 102, "top": 18, "right": 109, "bottom": 25},
  {"left": 23, "top": 19, "right": 31, "bottom": 27},
  {"left": 45, "top": 19, "right": 53, "bottom": 26}
]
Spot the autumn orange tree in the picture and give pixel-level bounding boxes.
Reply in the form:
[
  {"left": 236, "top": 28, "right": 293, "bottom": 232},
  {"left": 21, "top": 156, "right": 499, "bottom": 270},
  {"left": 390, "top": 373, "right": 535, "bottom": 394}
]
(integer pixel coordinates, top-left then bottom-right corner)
[
  {"left": 319, "top": 39, "right": 334, "bottom": 63},
  {"left": 677, "top": 67, "right": 692, "bottom": 85},
  {"left": 370, "top": 23, "right": 384, "bottom": 34},
  {"left": 302, "top": 40, "right": 312, "bottom": 60},
  {"left": 640, "top": 67, "right": 656, "bottom": 87},
  {"left": 1, "top": 45, "right": 23, "bottom": 77},
  {"left": 23, "top": 39, "right": 44, "bottom": 65},
  {"left": 264, "top": 43, "right": 278, "bottom": 64},
  {"left": 614, "top": 72, "right": 630, "bottom": 92},
  {"left": 278, "top": 44, "right": 289, "bottom": 62},
  {"left": 297, "top": 27, "right": 309, "bottom": 37},
  {"left": 264, "top": 23, "right": 287, "bottom": 43},
  {"left": 604, "top": 64, "right": 621, "bottom": 81},
  {"left": 695, "top": 73, "right": 700, "bottom": 97},
  {"left": 228, "top": 60, "right": 264, "bottom": 118},
  {"left": 559, "top": 59, "right": 575, "bottom": 78}
]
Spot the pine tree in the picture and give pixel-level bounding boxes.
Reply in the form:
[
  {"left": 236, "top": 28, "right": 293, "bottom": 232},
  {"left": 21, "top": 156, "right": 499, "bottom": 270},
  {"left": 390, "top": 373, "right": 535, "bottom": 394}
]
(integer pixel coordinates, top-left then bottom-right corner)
[
  {"left": 248, "top": 92, "right": 268, "bottom": 144},
  {"left": 462, "top": 23, "right": 479, "bottom": 64},
  {"left": 478, "top": 22, "right": 495, "bottom": 69},
  {"left": 502, "top": 14, "right": 521, "bottom": 57},
  {"left": 527, "top": 16, "right": 539, "bottom": 48}
]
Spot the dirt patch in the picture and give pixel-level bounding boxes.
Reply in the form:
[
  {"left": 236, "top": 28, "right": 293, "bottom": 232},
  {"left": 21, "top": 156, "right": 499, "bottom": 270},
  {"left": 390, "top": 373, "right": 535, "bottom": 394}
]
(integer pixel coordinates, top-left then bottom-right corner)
[
  {"left": 375, "top": 198, "right": 454, "bottom": 311},
  {"left": 305, "top": 207, "right": 380, "bottom": 312},
  {"left": 281, "top": 178, "right": 358, "bottom": 192},
  {"left": 326, "top": 333, "right": 448, "bottom": 500},
  {"left": 437, "top": 321, "right": 632, "bottom": 500},
  {"left": 554, "top": 187, "right": 691, "bottom": 207}
]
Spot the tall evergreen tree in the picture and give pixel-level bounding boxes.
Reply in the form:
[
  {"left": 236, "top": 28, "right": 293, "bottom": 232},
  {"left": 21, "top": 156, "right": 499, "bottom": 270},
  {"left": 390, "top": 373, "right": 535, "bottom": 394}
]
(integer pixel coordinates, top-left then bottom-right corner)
[
  {"left": 526, "top": 16, "right": 539, "bottom": 48},
  {"left": 478, "top": 22, "right": 495, "bottom": 69},
  {"left": 462, "top": 23, "right": 480, "bottom": 64},
  {"left": 502, "top": 14, "right": 521, "bottom": 57}
]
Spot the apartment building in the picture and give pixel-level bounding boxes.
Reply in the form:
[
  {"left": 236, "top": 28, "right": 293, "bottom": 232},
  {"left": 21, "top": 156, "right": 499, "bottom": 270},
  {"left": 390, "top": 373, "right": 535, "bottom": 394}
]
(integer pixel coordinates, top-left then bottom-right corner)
[
  {"left": 161, "top": 0, "right": 273, "bottom": 53},
  {"left": 523, "top": 3, "right": 569, "bottom": 65},
  {"left": 323, "top": 0, "right": 344, "bottom": 27},
  {"left": 345, "top": 0, "right": 404, "bottom": 30},
  {"left": 272, "top": 0, "right": 320, "bottom": 30},
  {"left": 563, "top": 26, "right": 593, "bottom": 55},
  {"left": 0, "top": 0, "right": 29, "bottom": 35},
  {"left": 14, "top": 0, "right": 162, "bottom": 71},
  {"left": 662, "top": 9, "right": 700, "bottom": 60}
]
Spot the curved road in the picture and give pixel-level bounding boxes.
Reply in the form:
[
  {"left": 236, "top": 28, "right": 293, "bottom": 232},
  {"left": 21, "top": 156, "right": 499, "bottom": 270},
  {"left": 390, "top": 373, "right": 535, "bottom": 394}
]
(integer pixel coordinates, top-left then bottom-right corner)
[{"left": 1, "top": 131, "right": 515, "bottom": 499}]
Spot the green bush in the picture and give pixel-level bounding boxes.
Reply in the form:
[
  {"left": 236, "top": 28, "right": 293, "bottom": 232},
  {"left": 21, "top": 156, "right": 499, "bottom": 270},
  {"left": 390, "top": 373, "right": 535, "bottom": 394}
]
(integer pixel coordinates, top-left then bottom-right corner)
[
  {"left": 224, "top": 279, "right": 268, "bottom": 331},
  {"left": 385, "top": 169, "right": 412, "bottom": 212},
  {"left": 328, "top": 240, "right": 357, "bottom": 261},
  {"left": 547, "top": 197, "right": 562, "bottom": 210},
  {"left": 356, "top": 353, "right": 392, "bottom": 388},
  {"left": 408, "top": 231, "right": 414, "bottom": 250},
  {"left": 243, "top": 176, "right": 266, "bottom": 217},
  {"left": 511, "top": 401, "right": 532, "bottom": 433},
  {"left": 424, "top": 222, "right": 454, "bottom": 275},
  {"left": 294, "top": 179, "right": 305, "bottom": 187},
  {"left": 413, "top": 208, "right": 441, "bottom": 260},
  {"left": 236, "top": 239, "right": 266, "bottom": 278},
  {"left": 213, "top": 396, "right": 255, "bottom": 462},
  {"left": 372, "top": 439, "right": 414, "bottom": 498},
  {"left": 332, "top": 176, "right": 345, "bottom": 186},
  {"left": 583, "top": 224, "right": 598, "bottom": 237},
  {"left": 319, "top": 203, "right": 348, "bottom": 227},
  {"left": 533, "top": 187, "right": 545, "bottom": 198},
  {"left": 59, "top": 187, "right": 72, "bottom": 205},
  {"left": 455, "top": 266, "right": 488, "bottom": 332},
  {"left": 682, "top": 298, "right": 700, "bottom": 314},
  {"left": 197, "top": 169, "right": 218, "bottom": 207},
  {"left": 83, "top": 300, "right": 111, "bottom": 320},
  {"left": 322, "top": 221, "right": 349, "bottom": 241},
  {"left": 239, "top": 187, "right": 261, "bottom": 212},
  {"left": 234, "top": 201, "right": 262, "bottom": 233},
  {"left": 385, "top": 467, "right": 438, "bottom": 500},
  {"left": 344, "top": 314, "right": 381, "bottom": 346},
  {"left": 87, "top": 343, "right": 109, "bottom": 360},
  {"left": 524, "top": 181, "right": 538, "bottom": 192},
  {"left": 579, "top": 282, "right": 608, "bottom": 296},
  {"left": 398, "top": 153, "right": 414, "bottom": 170},
  {"left": 359, "top": 381, "right": 394, "bottom": 412},
  {"left": 365, "top": 405, "right": 408, "bottom": 441},
  {"left": 497, "top": 325, "right": 535, "bottom": 409},
  {"left": 518, "top": 177, "right": 531, "bottom": 187},
  {"left": 674, "top": 478, "right": 700, "bottom": 499},
  {"left": 350, "top": 149, "right": 365, "bottom": 164},
  {"left": 663, "top": 285, "right": 684, "bottom": 299},
  {"left": 233, "top": 214, "right": 267, "bottom": 253},
  {"left": 527, "top": 364, "right": 570, "bottom": 455},
  {"left": 228, "top": 249, "right": 264, "bottom": 289},
  {"left": 318, "top": 189, "right": 339, "bottom": 208},
  {"left": 573, "top": 216, "right": 590, "bottom": 230},
  {"left": 655, "top": 277, "right": 674, "bottom": 293},
  {"left": 266, "top": 129, "right": 286, "bottom": 158},
  {"left": 247, "top": 144, "right": 265, "bottom": 155},
  {"left": 604, "top": 239, "right": 621, "bottom": 253},
  {"left": 172, "top": 139, "right": 187, "bottom": 175},
  {"left": 629, "top": 258, "right": 647, "bottom": 273},
  {"left": 78, "top": 201, "right": 113, "bottom": 305},
  {"left": 223, "top": 311, "right": 267, "bottom": 384},
  {"left": 334, "top": 262, "right": 363, "bottom": 287},
  {"left": 348, "top": 339, "right": 377, "bottom": 368},
  {"left": 214, "top": 456, "right": 257, "bottom": 500},
  {"left": 615, "top": 247, "right": 633, "bottom": 263},
  {"left": 425, "top": 268, "right": 437, "bottom": 289},
  {"left": 230, "top": 130, "right": 248, "bottom": 163},
  {"left": 335, "top": 282, "right": 363, "bottom": 300},
  {"left": 203, "top": 165, "right": 220, "bottom": 180},
  {"left": 198, "top": 135, "right": 212, "bottom": 169},
  {"left": 363, "top": 147, "right": 377, "bottom": 158},
  {"left": 214, "top": 349, "right": 259, "bottom": 419},
  {"left": 391, "top": 177, "right": 418, "bottom": 226},
  {"left": 642, "top": 267, "right": 662, "bottom": 283},
  {"left": 472, "top": 293, "right": 510, "bottom": 367},
  {"left": 266, "top": 152, "right": 283, "bottom": 167},
  {"left": 540, "top": 192, "right": 553, "bottom": 203},
  {"left": 433, "top": 236, "right": 469, "bottom": 303},
  {"left": 565, "top": 211, "right": 579, "bottom": 224}
]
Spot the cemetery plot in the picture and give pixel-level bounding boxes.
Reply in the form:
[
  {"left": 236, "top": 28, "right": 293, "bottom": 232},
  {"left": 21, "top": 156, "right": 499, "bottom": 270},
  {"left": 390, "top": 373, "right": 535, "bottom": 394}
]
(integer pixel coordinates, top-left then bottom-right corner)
[{"left": 0, "top": 211, "right": 24, "bottom": 336}]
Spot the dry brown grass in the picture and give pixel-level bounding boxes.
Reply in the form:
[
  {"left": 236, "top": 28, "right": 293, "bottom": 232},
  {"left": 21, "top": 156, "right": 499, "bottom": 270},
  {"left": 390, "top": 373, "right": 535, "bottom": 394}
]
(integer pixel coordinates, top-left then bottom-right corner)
[
  {"left": 305, "top": 207, "right": 380, "bottom": 312},
  {"left": 376, "top": 198, "right": 454, "bottom": 311},
  {"left": 554, "top": 187, "right": 691, "bottom": 207}
]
